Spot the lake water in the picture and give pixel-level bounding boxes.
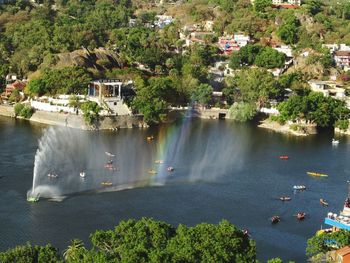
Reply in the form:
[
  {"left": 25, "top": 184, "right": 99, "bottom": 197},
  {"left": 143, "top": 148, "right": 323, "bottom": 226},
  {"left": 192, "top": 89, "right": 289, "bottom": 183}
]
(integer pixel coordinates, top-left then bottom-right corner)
[{"left": 1, "top": 115, "right": 350, "bottom": 261}]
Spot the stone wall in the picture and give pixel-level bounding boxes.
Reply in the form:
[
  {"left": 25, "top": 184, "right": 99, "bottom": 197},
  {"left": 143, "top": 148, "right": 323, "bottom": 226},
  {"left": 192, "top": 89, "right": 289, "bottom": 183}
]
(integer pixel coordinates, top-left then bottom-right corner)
[
  {"left": 0, "top": 105, "right": 145, "bottom": 130},
  {"left": 0, "top": 105, "right": 15, "bottom": 117}
]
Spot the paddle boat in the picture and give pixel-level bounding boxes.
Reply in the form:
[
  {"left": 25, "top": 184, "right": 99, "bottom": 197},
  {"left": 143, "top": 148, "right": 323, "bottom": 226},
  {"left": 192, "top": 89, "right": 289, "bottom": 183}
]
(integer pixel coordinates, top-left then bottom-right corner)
[
  {"left": 279, "top": 156, "right": 289, "bottom": 160},
  {"left": 293, "top": 185, "right": 306, "bottom": 190},
  {"left": 296, "top": 212, "right": 306, "bottom": 221},
  {"left": 332, "top": 138, "right": 339, "bottom": 145},
  {"left": 307, "top": 172, "right": 328, "bottom": 177},
  {"left": 101, "top": 182, "right": 113, "bottom": 186},
  {"left": 320, "top": 198, "right": 329, "bottom": 206},
  {"left": 47, "top": 173, "right": 58, "bottom": 178},
  {"left": 146, "top": 136, "right": 154, "bottom": 141},
  {"left": 167, "top": 166, "right": 174, "bottom": 172},
  {"left": 148, "top": 169, "right": 157, "bottom": 175},
  {"left": 79, "top": 172, "right": 86, "bottom": 178},
  {"left": 271, "top": 215, "right": 280, "bottom": 224},
  {"left": 279, "top": 196, "right": 291, "bottom": 201},
  {"left": 27, "top": 193, "right": 40, "bottom": 202}
]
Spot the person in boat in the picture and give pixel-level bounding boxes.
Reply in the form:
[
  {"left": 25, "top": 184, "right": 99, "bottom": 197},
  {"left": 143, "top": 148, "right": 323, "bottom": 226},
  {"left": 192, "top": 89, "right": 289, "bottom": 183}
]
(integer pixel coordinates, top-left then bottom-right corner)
[
  {"left": 345, "top": 197, "right": 350, "bottom": 208},
  {"left": 296, "top": 212, "right": 306, "bottom": 220},
  {"left": 320, "top": 198, "right": 328, "bottom": 206},
  {"left": 271, "top": 216, "right": 280, "bottom": 224},
  {"left": 280, "top": 196, "right": 291, "bottom": 201}
]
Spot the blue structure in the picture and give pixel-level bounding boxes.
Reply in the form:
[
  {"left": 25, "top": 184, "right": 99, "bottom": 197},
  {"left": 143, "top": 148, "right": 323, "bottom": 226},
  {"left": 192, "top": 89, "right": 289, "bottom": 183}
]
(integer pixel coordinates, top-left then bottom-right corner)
[{"left": 325, "top": 217, "right": 350, "bottom": 231}]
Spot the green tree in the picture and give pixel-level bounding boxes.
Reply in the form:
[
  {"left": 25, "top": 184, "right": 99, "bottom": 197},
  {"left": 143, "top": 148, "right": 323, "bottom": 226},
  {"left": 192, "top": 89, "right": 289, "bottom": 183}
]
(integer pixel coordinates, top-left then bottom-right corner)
[
  {"left": 166, "top": 220, "right": 256, "bottom": 262},
  {"left": 227, "top": 102, "right": 257, "bottom": 122},
  {"left": 63, "top": 239, "right": 87, "bottom": 262},
  {"left": 0, "top": 243, "right": 60, "bottom": 263},
  {"left": 191, "top": 83, "right": 213, "bottom": 106},
  {"left": 80, "top": 101, "right": 101, "bottom": 125},
  {"left": 234, "top": 68, "right": 279, "bottom": 107},
  {"left": 254, "top": 0, "right": 272, "bottom": 13},
  {"left": 277, "top": 14, "right": 300, "bottom": 44},
  {"left": 255, "top": 47, "right": 286, "bottom": 69},
  {"left": 27, "top": 79, "right": 46, "bottom": 96}
]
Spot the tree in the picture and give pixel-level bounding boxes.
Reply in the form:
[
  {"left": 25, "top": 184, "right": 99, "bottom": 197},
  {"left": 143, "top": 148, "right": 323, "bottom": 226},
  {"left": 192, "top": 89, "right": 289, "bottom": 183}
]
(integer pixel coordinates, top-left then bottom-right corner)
[
  {"left": 227, "top": 102, "right": 257, "bottom": 122},
  {"left": 254, "top": 0, "right": 272, "bottom": 13},
  {"left": 277, "top": 92, "right": 350, "bottom": 127},
  {"left": 277, "top": 14, "right": 300, "bottom": 44},
  {"left": 255, "top": 47, "right": 286, "bottom": 69},
  {"left": 166, "top": 220, "right": 256, "bottom": 262},
  {"left": 191, "top": 83, "right": 213, "bottom": 106},
  {"left": 0, "top": 243, "right": 60, "bottom": 263},
  {"left": 234, "top": 68, "right": 279, "bottom": 107},
  {"left": 63, "top": 239, "right": 87, "bottom": 262},
  {"left": 27, "top": 79, "right": 46, "bottom": 96},
  {"left": 132, "top": 76, "right": 177, "bottom": 124},
  {"left": 80, "top": 101, "right": 101, "bottom": 125}
]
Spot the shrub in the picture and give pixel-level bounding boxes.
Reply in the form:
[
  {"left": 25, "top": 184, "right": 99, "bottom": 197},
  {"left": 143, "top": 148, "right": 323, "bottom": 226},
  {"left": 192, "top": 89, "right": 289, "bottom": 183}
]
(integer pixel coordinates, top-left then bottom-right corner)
[
  {"left": 14, "top": 103, "right": 34, "bottom": 118},
  {"left": 14, "top": 103, "right": 25, "bottom": 116},
  {"left": 227, "top": 102, "right": 256, "bottom": 122}
]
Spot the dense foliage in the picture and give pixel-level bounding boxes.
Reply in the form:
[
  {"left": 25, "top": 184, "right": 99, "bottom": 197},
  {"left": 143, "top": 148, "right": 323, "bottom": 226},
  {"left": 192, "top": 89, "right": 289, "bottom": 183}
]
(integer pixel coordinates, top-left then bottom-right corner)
[
  {"left": 14, "top": 103, "right": 34, "bottom": 118},
  {"left": 277, "top": 91, "right": 350, "bottom": 127},
  {"left": 80, "top": 101, "right": 101, "bottom": 125},
  {"left": 229, "top": 44, "right": 286, "bottom": 69},
  {"left": 0, "top": 218, "right": 257, "bottom": 263},
  {"left": 306, "top": 230, "right": 350, "bottom": 257},
  {"left": 227, "top": 102, "right": 256, "bottom": 122}
]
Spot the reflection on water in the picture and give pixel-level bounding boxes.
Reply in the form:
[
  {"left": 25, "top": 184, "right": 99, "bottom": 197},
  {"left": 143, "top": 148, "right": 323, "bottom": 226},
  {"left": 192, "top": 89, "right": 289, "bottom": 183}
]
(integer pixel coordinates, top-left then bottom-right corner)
[{"left": 1, "top": 116, "right": 350, "bottom": 261}]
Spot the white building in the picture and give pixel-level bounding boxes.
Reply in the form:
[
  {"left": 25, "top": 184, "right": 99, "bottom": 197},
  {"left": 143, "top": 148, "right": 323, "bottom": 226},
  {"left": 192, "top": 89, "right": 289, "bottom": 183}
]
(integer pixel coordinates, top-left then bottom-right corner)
[
  {"left": 233, "top": 34, "right": 250, "bottom": 47},
  {"left": 308, "top": 80, "right": 346, "bottom": 100},
  {"left": 154, "top": 15, "right": 173, "bottom": 28},
  {"left": 273, "top": 45, "right": 293, "bottom": 57}
]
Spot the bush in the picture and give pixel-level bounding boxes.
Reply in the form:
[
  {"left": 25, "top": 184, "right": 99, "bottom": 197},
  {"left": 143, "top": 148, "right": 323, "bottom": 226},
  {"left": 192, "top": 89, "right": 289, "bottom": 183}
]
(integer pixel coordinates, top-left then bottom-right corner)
[
  {"left": 14, "top": 103, "right": 25, "bottom": 116},
  {"left": 14, "top": 103, "right": 34, "bottom": 118},
  {"left": 335, "top": 119, "right": 349, "bottom": 131},
  {"left": 80, "top": 101, "right": 101, "bottom": 125},
  {"left": 227, "top": 102, "right": 256, "bottom": 122}
]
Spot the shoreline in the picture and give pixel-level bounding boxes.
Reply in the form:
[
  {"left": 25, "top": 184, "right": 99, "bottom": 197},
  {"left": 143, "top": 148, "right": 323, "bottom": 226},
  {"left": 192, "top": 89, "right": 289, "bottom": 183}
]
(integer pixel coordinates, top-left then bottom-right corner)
[
  {"left": 0, "top": 105, "right": 146, "bottom": 130},
  {"left": 258, "top": 118, "right": 317, "bottom": 136}
]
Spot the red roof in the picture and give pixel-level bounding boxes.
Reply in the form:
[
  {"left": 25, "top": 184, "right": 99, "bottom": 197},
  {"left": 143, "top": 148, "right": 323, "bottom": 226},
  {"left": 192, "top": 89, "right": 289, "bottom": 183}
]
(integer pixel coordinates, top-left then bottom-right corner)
[
  {"left": 5, "top": 81, "right": 26, "bottom": 92},
  {"left": 272, "top": 4, "right": 300, "bottom": 8},
  {"left": 337, "top": 246, "right": 350, "bottom": 257},
  {"left": 335, "top": 51, "right": 350, "bottom": 57}
]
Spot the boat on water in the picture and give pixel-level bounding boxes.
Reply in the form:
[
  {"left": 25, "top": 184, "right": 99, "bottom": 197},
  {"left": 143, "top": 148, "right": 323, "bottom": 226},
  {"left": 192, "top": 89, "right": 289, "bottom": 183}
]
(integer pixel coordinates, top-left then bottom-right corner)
[
  {"left": 271, "top": 216, "right": 280, "bottom": 224},
  {"left": 146, "top": 136, "right": 154, "bottom": 141},
  {"left": 155, "top": 160, "right": 163, "bottom": 164},
  {"left": 320, "top": 198, "right": 329, "bottom": 206},
  {"left": 148, "top": 169, "right": 157, "bottom": 175},
  {"left": 279, "top": 156, "right": 289, "bottom": 160},
  {"left": 167, "top": 166, "right": 174, "bottom": 172},
  {"left": 47, "top": 173, "right": 58, "bottom": 178},
  {"left": 80, "top": 172, "right": 86, "bottom": 178},
  {"left": 279, "top": 196, "right": 291, "bottom": 201},
  {"left": 27, "top": 193, "right": 40, "bottom": 202},
  {"left": 307, "top": 172, "right": 328, "bottom": 177},
  {"left": 332, "top": 138, "right": 339, "bottom": 145},
  {"left": 101, "top": 182, "right": 113, "bottom": 186},
  {"left": 293, "top": 185, "right": 306, "bottom": 190},
  {"left": 296, "top": 212, "right": 306, "bottom": 220}
]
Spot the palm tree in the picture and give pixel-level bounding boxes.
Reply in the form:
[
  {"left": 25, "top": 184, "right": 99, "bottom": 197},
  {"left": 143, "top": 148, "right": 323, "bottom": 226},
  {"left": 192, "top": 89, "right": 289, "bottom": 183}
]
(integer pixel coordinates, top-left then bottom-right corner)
[{"left": 63, "top": 239, "right": 86, "bottom": 262}]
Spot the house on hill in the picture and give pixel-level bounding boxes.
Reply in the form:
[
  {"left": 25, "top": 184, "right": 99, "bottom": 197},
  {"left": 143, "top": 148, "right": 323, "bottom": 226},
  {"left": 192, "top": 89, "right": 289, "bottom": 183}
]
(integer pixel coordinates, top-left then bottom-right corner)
[
  {"left": 251, "top": 0, "right": 300, "bottom": 8},
  {"left": 1, "top": 80, "right": 26, "bottom": 101},
  {"left": 334, "top": 51, "right": 350, "bottom": 72}
]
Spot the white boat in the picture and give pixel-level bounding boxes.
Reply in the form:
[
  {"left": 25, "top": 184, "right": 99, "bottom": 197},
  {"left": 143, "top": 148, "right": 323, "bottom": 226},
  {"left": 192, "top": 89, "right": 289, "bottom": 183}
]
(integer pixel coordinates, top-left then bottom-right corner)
[
  {"left": 332, "top": 139, "right": 339, "bottom": 145},
  {"left": 47, "top": 173, "right": 58, "bottom": 178},
  {"left": 80, "top": 172, "right": 86, "bottom": 178},
  {"left": 293, "top": 185, "right": 306, "bottom": 190}
]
